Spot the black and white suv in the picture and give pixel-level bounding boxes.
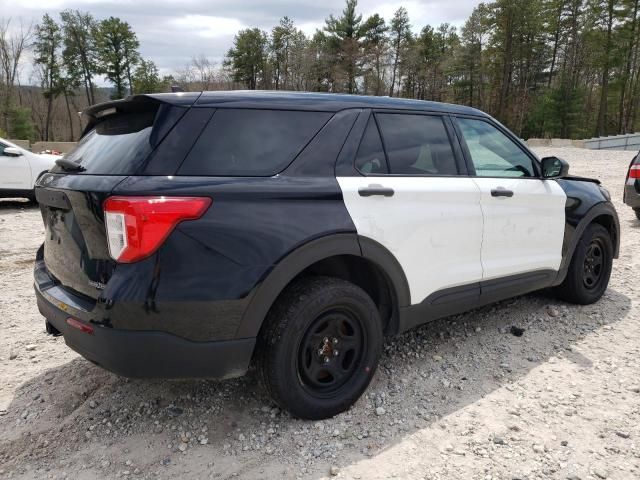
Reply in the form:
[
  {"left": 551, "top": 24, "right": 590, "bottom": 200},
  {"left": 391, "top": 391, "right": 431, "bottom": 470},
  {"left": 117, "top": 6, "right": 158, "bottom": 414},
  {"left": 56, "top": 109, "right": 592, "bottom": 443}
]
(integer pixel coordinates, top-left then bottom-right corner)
[{"left": 34, "top": 91, "right": 619, "bottom": 420}]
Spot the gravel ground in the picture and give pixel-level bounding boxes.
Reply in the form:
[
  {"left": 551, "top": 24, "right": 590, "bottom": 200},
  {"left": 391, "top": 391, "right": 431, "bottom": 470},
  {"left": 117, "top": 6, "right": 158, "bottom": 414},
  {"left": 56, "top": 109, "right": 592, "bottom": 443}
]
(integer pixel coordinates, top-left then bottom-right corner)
[{"left": 0, "top": 147, "right": 639, "bottom": 480}]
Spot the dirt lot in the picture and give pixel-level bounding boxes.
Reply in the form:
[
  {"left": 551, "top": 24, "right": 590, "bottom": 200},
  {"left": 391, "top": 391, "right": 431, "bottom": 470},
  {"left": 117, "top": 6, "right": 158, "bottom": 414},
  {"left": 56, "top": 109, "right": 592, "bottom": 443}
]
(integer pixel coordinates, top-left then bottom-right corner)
[{"left": 1, "top": 147, "right": 639, "bottom": 480}]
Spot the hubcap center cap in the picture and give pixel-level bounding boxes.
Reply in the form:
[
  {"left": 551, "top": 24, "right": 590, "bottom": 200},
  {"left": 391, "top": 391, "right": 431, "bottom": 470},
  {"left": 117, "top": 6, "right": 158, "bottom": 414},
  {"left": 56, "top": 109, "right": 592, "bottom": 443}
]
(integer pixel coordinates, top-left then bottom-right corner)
[{"left": 318, "top": 337, "right": 339, "bottom": 361}]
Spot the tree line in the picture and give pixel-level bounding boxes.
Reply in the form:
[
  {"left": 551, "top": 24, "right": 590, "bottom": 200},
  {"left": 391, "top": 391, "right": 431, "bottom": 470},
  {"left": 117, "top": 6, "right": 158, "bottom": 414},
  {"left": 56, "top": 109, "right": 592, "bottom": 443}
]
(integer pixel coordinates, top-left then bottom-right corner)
[
  {"left": 222, "top": 0, "right": 640, "bottom": 140},
  {"left": 2, "top": 0, "right": 640, "bottom": 142},
  {"left": 0, "top": 11, "right": 163, "bottom": 142}
]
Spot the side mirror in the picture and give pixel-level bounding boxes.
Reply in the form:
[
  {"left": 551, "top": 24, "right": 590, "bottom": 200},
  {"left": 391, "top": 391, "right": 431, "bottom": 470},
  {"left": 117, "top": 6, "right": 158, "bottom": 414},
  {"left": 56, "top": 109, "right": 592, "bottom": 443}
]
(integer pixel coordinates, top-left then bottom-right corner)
[
  {"left": 3, "top": 146, "right": 23, "bottom": 157},
  {"left": 541, "top": 156, "right": 569, "bottom": 179}
]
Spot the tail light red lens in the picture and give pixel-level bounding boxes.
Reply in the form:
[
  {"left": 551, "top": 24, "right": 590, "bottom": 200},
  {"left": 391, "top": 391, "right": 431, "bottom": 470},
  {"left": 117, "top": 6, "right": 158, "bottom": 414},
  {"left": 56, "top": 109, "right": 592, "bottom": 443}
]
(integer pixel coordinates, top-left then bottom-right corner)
[
  {"left": 66, "top": 317, "right": 94, "bottom": 335},
  {"left": 630, "top": 165, "right": 640, "bottom": 179},
  {"left": 103, "top": 196, "right": 212, "bottom": 263}
]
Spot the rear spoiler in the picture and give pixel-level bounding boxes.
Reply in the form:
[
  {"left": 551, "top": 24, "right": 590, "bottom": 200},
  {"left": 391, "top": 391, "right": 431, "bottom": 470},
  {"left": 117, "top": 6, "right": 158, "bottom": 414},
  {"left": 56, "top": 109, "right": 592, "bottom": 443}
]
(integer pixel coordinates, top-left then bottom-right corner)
[{"left": 81, "top": 93, "right": 202, "bottom": 137}]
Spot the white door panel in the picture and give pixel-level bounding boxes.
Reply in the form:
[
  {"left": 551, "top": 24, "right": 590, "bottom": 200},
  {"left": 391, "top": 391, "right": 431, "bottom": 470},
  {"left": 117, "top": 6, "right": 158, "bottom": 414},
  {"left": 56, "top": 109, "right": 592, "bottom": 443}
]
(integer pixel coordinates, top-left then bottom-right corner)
[
  {"left": 473, "top": 178, "right": 566, "bottom": 280},
  {"left": 337, "top": 176, "right": 484, "bottom": 304}
]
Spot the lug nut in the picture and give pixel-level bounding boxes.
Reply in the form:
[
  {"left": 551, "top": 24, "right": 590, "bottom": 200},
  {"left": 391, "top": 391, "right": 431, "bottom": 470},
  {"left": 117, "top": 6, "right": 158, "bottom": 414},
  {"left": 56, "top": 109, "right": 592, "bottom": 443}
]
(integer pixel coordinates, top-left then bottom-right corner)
[
  {"left": 333, "top": 350, "right": 339, "bottom": 356},
  {"left": 324, "top": 357, "right": 330, "bottom": 363},
  {"left": 332, "top": 338, "right": 339, "bottom": 344}
]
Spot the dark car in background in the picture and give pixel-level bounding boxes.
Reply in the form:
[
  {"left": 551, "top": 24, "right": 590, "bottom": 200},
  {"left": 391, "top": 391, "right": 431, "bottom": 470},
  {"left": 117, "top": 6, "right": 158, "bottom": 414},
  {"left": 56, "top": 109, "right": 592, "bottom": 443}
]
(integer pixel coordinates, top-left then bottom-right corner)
[{"left": 624, "top": 151, "right": 640, "bottom": 220}]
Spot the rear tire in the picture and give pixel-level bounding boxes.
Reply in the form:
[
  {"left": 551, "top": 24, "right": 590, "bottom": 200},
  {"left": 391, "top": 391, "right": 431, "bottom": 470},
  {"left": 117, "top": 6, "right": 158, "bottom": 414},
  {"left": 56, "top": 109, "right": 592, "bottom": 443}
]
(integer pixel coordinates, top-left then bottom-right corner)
[
  {"left": 258, "top": 276, "right": 383, "bottom": 420},
  {"left": 555, "top": 223, "right": 613, "bottom": 305},
  {"left": 634, "top": 208, "right": 640, "bottom": 221}
]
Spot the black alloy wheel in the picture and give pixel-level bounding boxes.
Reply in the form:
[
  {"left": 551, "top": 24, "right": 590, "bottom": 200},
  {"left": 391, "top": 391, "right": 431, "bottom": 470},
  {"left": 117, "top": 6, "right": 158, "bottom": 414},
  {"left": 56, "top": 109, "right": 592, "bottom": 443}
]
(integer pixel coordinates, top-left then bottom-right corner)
[
  {"left": 582, "top": 238, "right": 606, "bottom": 290},
  {"left": 298, "top": 308, "right": 365, "bottom": 395}
]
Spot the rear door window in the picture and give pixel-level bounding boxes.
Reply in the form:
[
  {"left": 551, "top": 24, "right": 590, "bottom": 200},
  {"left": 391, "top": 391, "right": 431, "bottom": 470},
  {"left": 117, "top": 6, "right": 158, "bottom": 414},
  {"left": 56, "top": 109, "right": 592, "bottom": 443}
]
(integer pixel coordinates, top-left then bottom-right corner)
[
  {"left": 376, "top": 113, "right": 459, "bottom": 175},
  {"left": 177, "top": 109, "right": 332, "bottom": 176}
]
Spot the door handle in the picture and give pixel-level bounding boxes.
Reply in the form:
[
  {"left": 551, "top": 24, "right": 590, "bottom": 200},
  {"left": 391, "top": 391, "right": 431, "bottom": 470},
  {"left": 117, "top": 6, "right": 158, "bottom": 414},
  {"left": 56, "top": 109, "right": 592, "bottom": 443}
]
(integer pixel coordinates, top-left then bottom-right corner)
[
  {"left": 358, "top": 184, "right": 395, "bottom": 197},
  {"left": 491, "top": 187, "right": 514, "bottom": 198}
]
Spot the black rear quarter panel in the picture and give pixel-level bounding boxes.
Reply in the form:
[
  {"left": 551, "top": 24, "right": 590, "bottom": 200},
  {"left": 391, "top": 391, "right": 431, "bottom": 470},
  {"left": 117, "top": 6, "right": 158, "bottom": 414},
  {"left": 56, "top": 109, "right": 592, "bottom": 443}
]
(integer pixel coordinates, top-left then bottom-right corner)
[{"left": 97, "top": 110, "right": 362, "bottom": 341}]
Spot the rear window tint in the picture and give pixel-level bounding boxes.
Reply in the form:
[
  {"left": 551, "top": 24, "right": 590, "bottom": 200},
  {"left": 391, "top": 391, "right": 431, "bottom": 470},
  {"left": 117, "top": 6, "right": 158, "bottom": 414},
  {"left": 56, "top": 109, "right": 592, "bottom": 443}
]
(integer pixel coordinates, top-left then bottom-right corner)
[
  {"left": 355, "top": 116, "right": 388, "bottom": 174},
  {"left": 177, "top": 109, "right": 332, "bottom": 176},
  {"left": 143, "top": 108, "right": 214, "bottom": 175},
  {"left": 57, "top": 111, "right": 155, "bottom": 175}
]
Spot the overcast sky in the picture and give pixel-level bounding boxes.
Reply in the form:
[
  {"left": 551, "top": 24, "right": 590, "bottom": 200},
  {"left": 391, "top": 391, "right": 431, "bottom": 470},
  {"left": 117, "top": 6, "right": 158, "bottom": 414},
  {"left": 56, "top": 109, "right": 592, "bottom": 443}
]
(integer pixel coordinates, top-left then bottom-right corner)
[{"left": 4, "top": 0, "right": 478, "bottom": 80}]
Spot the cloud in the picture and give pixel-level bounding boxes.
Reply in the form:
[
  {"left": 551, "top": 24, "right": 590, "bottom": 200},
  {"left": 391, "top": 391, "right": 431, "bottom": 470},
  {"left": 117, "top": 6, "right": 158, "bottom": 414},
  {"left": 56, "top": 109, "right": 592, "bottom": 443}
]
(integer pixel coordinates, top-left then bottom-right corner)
[
  {"left": 364, "top": 0, "right": 473, "bottom": 28},
  {"left": 169, "top": 15, "right": 245, "bottom": 38},
  {"left": 8, "top": 0, "right": 478, "bottom": 80}
]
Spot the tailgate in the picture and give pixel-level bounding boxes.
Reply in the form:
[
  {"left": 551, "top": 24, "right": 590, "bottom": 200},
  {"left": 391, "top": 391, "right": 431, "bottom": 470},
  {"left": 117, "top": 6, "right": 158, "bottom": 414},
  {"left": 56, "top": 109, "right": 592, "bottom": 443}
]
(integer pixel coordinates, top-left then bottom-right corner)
[
  {"left": 37, "top": 175, "right": 127, "bottom": 300},
  {"left": 35, "top": 94, "right": 194, "bottom": 300}
]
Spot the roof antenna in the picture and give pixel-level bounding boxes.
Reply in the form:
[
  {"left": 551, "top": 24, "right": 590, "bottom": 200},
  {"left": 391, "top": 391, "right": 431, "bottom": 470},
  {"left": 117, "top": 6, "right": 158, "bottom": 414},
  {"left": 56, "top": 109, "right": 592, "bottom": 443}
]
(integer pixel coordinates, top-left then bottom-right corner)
[{"left": 171, "top": 85, "right": 184, "bottom": 93}]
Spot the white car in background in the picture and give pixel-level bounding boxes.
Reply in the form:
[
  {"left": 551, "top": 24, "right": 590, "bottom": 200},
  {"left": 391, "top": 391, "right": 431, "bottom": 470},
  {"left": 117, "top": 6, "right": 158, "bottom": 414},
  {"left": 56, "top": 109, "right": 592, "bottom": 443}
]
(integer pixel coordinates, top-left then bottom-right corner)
[{"left": 0, "top": 138, "right": 62, "bottom": 202}]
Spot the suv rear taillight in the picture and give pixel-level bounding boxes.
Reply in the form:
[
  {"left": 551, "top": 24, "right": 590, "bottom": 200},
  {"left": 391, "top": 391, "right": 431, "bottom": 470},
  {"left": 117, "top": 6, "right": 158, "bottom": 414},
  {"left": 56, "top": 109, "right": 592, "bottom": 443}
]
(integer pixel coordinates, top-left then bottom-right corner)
[
  {"left": 103, "top": 196, "right": 212, "bottom": 263},
  {"left": 630, "top": 164, "right": 640, "bottom": 179}
]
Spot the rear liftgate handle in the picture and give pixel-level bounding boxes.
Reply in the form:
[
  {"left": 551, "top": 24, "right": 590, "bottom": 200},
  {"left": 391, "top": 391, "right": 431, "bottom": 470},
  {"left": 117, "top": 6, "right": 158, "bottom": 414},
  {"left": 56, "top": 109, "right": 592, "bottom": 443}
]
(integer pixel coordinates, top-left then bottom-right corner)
[
  {"left": 358, "top": 184, "right": 395, "bottom": 197},
  {"left": 491, "top": 187, "right": 514, "bottom": 198}
]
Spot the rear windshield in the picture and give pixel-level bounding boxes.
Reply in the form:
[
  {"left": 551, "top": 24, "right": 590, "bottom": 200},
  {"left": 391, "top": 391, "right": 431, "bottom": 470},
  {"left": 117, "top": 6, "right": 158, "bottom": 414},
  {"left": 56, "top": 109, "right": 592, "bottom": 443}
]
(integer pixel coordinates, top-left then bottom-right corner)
[
  {"left": 177, "top": 109, "right": 332, "bottom": 176},
  {"left": 54, "top": 111, "right": 155, "bottom": 175}
]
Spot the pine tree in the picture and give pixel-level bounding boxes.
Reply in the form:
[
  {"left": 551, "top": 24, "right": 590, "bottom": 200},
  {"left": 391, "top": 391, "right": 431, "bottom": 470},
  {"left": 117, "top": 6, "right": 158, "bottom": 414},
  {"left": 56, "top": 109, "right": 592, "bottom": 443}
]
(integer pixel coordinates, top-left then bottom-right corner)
[
  {"left": 60, "top": 10, "right": 98, "bottom": 105},
  {"left": 34, "top": 14, "right": 62, "bottom": 141},
  {"left": 95, "top": 17, "right": 140, "bottom": 99},
  {"left": 133, "top": 59, "right": 162, "bottom": 94},
  {"left": 360, "top": 14, "right": 388, "bottom": 95},
  {"left": 324, "top": 0, "right": 364, "bottom": 94},
  {"left": 388, "top": 7, "right": 411, "bottom": 97},
  {"left": 225, "top": 28, "right": 268, "bottom": 90}
]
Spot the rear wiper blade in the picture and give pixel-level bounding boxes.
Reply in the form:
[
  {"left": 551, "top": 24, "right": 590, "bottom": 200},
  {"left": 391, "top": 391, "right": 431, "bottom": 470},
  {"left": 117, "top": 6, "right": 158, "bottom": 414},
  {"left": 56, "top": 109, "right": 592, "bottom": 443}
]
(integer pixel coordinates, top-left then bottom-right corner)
[{"left": 55, "top": 157, "right": 85, "bottom": 172}]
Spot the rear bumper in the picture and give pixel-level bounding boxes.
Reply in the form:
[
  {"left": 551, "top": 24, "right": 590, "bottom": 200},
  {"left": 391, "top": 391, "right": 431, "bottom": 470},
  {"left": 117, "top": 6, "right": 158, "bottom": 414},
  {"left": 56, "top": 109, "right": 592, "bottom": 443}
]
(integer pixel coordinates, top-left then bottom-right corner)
[
  {"left": 624, "top": 181, "right": 640, "bottom": 209},
  {"left": 35, "top": 279, "right": 255, "bottom": 380}
]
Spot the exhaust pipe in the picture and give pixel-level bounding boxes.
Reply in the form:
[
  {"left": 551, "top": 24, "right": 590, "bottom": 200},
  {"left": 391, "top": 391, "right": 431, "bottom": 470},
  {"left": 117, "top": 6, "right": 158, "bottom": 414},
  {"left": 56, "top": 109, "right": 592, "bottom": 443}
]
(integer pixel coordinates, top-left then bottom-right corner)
[{"left": 45, "top": 320, "right": 61, "bottom": 336}]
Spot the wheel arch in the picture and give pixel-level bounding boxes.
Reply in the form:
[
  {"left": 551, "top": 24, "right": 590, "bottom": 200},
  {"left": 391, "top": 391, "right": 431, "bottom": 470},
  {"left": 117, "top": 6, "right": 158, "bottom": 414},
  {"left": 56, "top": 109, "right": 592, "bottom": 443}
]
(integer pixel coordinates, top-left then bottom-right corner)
[
  {"left": 554, "top": 202, "right": 620, "bottom": 286},
  {"left": 235, "top": 234, "right": 410, "bottom": 339},
  {"left": 590, "top": 213, "right": 619, "bottom": 258}
]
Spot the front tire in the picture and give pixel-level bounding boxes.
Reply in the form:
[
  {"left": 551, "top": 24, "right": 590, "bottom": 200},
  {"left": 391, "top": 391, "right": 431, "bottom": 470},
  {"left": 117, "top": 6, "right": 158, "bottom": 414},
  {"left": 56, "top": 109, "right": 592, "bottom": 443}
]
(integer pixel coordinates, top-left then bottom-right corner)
[
  {"left": 258, "top": 276, "right": 383, "bottom": 420},
  {"left": 555, "top": 223, "right": 613, "bottom": 305}
]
